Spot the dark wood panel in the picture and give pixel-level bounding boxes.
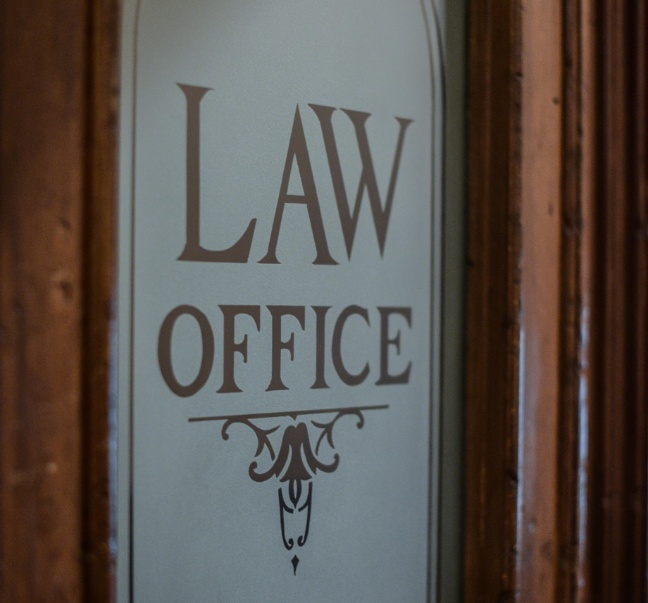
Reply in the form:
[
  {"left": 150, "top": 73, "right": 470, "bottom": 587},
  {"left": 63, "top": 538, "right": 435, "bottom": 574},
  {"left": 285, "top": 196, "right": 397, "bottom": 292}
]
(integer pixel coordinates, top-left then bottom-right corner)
[
  {"left": 464, "top": 1, "right": 521, "bottom": 600},
  {"left": 556, "top": 0, "right": 597, "bottom": 599},
  {"left": 0, "top": 1, "right": 88, "bottom": 600},
  {"left": 0, "top": 1, "right": 117, "bottom": 601},
  {"left": 82, "top": 0, "right": 119, "bottom": 600},
  {"left": 588, "top": 0, "right": 648, "bottom": 600}
]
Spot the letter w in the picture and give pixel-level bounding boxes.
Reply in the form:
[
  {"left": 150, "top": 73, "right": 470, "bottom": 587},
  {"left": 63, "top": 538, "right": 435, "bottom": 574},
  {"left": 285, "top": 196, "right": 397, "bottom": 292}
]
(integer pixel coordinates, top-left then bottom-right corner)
[{"left": 309, "top": 105, "right": 412, "bottom": 258}]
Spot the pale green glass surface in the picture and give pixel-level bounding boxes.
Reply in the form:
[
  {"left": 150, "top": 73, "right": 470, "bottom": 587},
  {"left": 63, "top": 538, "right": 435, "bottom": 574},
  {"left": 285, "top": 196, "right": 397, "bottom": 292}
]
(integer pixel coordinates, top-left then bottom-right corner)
[{"left": 116, "top": 1, "right": 462, "bottom": 600}]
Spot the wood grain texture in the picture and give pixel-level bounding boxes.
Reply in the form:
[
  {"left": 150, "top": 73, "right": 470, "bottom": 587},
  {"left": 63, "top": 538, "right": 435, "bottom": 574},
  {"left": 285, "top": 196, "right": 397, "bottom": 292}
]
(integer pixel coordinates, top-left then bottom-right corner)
[
  {"left": 588, "top": 0, "right": 648, "bottom": 600},
  {"left": 556, "top": 0, "right": 597, "bottom": 600},
  {"left": 517, "top": 0, "right": 564, "bottom": 598},
  {"left": 464, "top": 1, "right": 521, "bottom": 600},
  {"left": 466, "top": 0, "right": 648, "bottom": 601},
  {"left": 0, "top": 1, "right": 88, "bottom": 600},
  {"left": 82, "top": 0, "right": 119, "bottom": 600},
  {"left": 0, "top": 1, "right": 117, "bottom": 601}
]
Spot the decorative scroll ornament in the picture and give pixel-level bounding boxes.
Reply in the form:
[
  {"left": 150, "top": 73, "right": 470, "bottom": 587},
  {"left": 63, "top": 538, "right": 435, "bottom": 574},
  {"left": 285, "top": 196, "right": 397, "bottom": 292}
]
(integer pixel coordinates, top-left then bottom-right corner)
[{"left": 193, "top": 405, "right": 387, "bottom": 574}]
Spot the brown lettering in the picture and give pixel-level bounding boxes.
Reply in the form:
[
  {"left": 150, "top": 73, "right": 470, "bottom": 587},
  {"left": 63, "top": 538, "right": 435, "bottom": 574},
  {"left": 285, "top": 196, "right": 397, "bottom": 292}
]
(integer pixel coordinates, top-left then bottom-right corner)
[
  {"left": 259, "top": 106, "right": 337, "bottom": 265},
  {"left": 177, "top": 84, "right": 257, "bottom": 263},
  {"left": 158, "top": 304, "right": 215, "bottom": 397},
  {"left": 266, "top": 305, "right": 306, "bottom": 391},
  {"left": 217, "top": 305, "right": 261, "bottom": 393},
  {"left": 310, "top": 104, "right": 412, "bottom": 258},
  {"left": 332, "top": 305, "right": 370, "bottom": 386},
  {"left": 375, "top": 307, "right": 412, "bottom": 385}
]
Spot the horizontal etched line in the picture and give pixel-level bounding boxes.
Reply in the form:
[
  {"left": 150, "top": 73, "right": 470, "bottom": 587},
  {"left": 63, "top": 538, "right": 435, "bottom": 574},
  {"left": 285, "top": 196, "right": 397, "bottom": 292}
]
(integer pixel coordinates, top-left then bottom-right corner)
[{"left": 188, "top": 404, "right": 389, "bottom": 423}]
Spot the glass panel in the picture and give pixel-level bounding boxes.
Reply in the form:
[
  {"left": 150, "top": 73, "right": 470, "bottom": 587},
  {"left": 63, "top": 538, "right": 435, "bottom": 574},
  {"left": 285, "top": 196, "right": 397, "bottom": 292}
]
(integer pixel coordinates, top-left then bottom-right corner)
[{"left": 116, "top": 1, "right": 456, "bottom": 600}]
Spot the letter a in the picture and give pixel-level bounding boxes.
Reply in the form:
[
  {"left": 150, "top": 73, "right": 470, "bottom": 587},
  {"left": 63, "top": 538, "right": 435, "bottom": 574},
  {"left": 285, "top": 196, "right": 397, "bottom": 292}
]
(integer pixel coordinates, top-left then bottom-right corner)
[{"left": 259, "top": 106, "right": 337, "bottom": 265}]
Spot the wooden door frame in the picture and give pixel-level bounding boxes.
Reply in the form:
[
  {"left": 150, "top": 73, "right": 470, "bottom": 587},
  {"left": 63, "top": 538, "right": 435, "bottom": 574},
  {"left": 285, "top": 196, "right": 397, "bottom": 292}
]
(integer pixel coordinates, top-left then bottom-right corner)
[
  {"left": 465, "top": 0, "right": 648, "bottom": 601},
  {"left": 0, "top": 0, "right": 117, "bottom": 600}
]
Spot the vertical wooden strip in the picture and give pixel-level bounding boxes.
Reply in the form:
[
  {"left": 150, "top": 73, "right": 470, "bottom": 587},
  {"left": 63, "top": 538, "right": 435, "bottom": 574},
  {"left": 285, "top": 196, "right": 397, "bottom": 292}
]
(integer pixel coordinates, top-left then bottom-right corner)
[
  {"left": 627, "top": 3, "right": 648, "bottom": 599},
  {"left": 466, "top": 2, "right": 568, "bottom": 601},
  {"left": 588, "top": 0, "right": 648, "bottom": 600},
  {"left": 557, "top": 0, "right": 591, "bottom": 599},
  {"left": 465, "top": 1, "right": 521, "bottom": 600},
  {"left": 573, "top": 1, "right": 597, "bottom": 598},
  {"left": 594, "top": 2, "right": 629, "bottom": 598},
  {"left": 557, "top": 0, "right": 598, "bottom": 599},
  {"left": 0, "top": 1, "right": 88, "bottom": 600},
  {"left": 555, "top": 0, "right": 648, "bottom": 599},
  {"left": 82, "top": 0, "right": 119, "bottom": 600},
  {"left": 517, "top": 0, "right": 563, "bottom": 599}
]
